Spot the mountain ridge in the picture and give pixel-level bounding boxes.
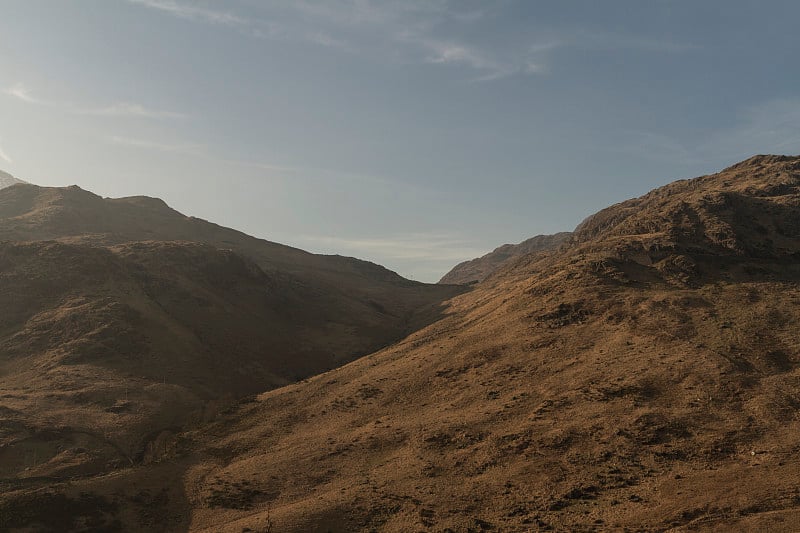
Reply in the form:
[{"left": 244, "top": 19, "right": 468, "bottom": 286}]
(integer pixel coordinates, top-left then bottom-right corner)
[
  {"left": 2, "top": 155, "right": 800, "bottom": 532},
  {"left": 0, "top": 181, "right": 464, "bottom": 485}
]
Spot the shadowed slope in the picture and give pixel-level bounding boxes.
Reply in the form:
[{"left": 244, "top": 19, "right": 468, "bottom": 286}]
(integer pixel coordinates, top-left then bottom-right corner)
[
  {"left": 0, "top": 184, "right": 464, "bottom": 486},
  {"left": 0, "top": 183, "right": 405, "bottom": 279},
  {"left": 0, "top": 182, "right": 464, "bottom": 366}
]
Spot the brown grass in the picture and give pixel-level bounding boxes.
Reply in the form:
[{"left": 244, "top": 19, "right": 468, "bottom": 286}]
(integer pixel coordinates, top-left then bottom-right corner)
[{"left": 2, "top": 155, "right": 800, "bottom": 532}]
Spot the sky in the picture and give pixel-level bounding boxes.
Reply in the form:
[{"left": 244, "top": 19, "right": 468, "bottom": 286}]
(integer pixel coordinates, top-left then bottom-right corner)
[{"left": 1, "top": 1, "right": 799, "bottom": 282}]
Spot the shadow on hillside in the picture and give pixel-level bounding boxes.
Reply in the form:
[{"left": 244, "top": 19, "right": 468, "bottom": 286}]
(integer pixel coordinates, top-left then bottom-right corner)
[{"left": 0, "top": 284, "right": 472, "bottom": 532}]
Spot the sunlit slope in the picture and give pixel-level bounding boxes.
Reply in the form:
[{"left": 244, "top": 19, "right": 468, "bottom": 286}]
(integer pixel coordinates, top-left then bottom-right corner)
[{"left": 181, "top": 155, "right": 800, "bottom": 532}]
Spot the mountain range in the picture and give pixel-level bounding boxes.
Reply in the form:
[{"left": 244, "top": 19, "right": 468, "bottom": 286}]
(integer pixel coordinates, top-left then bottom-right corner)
[
  {"left": 0, "top": 180, "right": 462, "bottom": 484},
  {"left": 1, "top": 155, "right": 799, "bottom": 532}
]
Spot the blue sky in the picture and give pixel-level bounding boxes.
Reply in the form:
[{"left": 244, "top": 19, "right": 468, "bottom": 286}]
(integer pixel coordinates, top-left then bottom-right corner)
[{"left": 1, "top": 1, "right": 799, "bottom": 281}]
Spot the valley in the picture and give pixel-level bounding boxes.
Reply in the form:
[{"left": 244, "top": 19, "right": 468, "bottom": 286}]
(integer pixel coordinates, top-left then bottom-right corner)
[{"left": 2, "top": 155, "right": 799, "bottom": 531}]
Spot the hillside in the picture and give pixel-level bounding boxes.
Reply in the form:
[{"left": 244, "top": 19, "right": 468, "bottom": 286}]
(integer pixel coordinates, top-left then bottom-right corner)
[
  {"left": 3, "top": 155, "right": 800, "bottom": 532},
  {"left": 440, "top": 232, "right": 571, "bottom": 285},
  {"left": 0, "top": 182, "right": 462, "bottom": 357},
  {"left": 0, "top": 182, "right": 404, "bottom": 281},
  {"left": 0, "top": 183, "right": 463, "bottom": 484}
]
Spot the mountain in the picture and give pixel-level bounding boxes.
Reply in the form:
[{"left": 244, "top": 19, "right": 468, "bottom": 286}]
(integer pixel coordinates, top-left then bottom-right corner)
[
  {"left": 3, "top": 155, "right": 800, "bottom": 532},
  {"left": 439, "top": 232, "right": 571, "bottom": 284},
  {"left": 0, "top": 169, "right": 26, "bottom": 189},
  {"left": 0, "top": 183, "right": 461, "bottom": 345},
  {"left": 0, "top": 182, "right": 463, "bottom": 483}
]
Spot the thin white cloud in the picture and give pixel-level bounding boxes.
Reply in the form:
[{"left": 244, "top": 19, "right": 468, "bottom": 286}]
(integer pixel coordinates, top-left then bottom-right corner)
[
  {"left": 107, "top": 135, "right": 300, "bottom": 174},
  {"left": 609, "top": 99, "right": 800, "bottom": 167},
  {"left": 107, "top": 135, "right": 439, "bottom": 211},
  {"left": 612, "top": 130, "right": 696, "bottom": 163},
  {"left": 107, "top": 134, "right": 433, "bottom": 203},
  {"left": 425, "top": 42, "right": 492, "bottom": 69},
  {"left": 421, "top": 31, "right": 695, "bottom": 82},
  {"left": 128, "top": 0, "right": 248, "bottom": 26},
  {"left": 287, "top": 0, "right": 448, "bottom": 27},
  {"left": 272, "top": 4, "right": 695, "bottom": 80},
  {"left": 126, "top": 0, "right": 540, "bottom": 79},
  {"left": 413, "top": 37, "right": 540, "bottom": 82},
  {"left": 523, "top": 61, "right": 545, "bottom": 74},
  {"left": 471, "top": 68, "right": 524, "bottom": 83},
  {"left": 245, "top": 161, "right": 302, "bottom": 174},
  {"left": 298, "top": 233, "right": 487, "bottom": 261},
  {"left": 304, "top": 32, "right": 352, "bottom": 50},
  {"left": 5, "top": 82, "right": 185, "bottom": 120},
  {"left": 129, "top": 0, "right": 358, "bottom": 45},
  {"left": 0, "top": 141, "right": 12, "bottom": 164},
  {"left": 704, "top": 99, "right": 800, "bottom": 159},
  {"left": 79, "top": 102, "right": 186, "bottom": 119},
  {"left": 574, "top": 31, "right": 698, "bottom": 53},
  {"left": 5, "top": 83, "right": 45, "bottom": 104},
  {"left": 108, "top": 135, "right": 202, "bottom": 155},
  {"left": 127, "top": 2, "right": 697, "bottom": 82}
]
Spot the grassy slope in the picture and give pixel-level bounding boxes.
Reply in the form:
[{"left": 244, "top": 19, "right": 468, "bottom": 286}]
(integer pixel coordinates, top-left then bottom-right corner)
[
  {"left": 3, "top": 155, "right": 800, "bottom": 532},
  {"left": 0, "top": 186, "right": 463, "bottom": 486}
]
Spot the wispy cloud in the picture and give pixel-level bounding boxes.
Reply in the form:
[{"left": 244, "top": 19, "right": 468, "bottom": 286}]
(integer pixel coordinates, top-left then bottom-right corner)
[
  {"left": 293, "top": 231, "right": 485, "bottom": 279},
  {"left": 125, "top": 0, "right": 539, "bottom": 80},
  {"left": 128, "top": 0, "right": 358, "bottom": 44},
  {"left": 244, "top": 161, "right": 301, "bottom": 174},
  {"left": 80, "top": 103, "right": 186, "bottom": 119},
  {"left": 5, "top": 83, "right": 45, "bottom": 104},
  {"left": 286, "top": 0, "right": 448, "bottom": 27},
  {"left": 298, "top": 232, "right": 487, "bottom": 262},
  {"left": 611, "top": 129, "right": 696, "bottom": 163},
  {"left": 416, "top": 31, "right": 696, "bottom": 82},
  {"left": 609, "top": 98, "right": 800, "bottom": 168},
  {"left": 131, "top": 0, "right": 707, "bottom": 86},
  {"left": 127, "top": 0, "right": 248, "bottom": 27},
  {"left": 704, "top": 99, "right": 800, "bottom": 159},
  {"left": 5, "top": 82, "right": 185, "bottom": 120},
  {"left": 304, "top": 31, "right": 352, "bottom": 50},
  {"left": 410, "top": 36, "right": 550, "bottom": 82},
  {"left": 573, "top": 31, "right": 698, "bottom": 53},
  {"left": 107, "top": 135, "right": 300, "bottom": 174},
  {"left": 269, "top": 3, "right": 694, "bottom": 81},
  {"left": 424, "top": 42, "right": 493, "bottom": 70},
  {"left": 0, "top": 141, "right": 12, "bottom": 164},
  {"left": 108, "top": 135, "right": 202, "bottom": 155},
  {"left": 125, "top": 1, "right": 695, "bottom": 82}
]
